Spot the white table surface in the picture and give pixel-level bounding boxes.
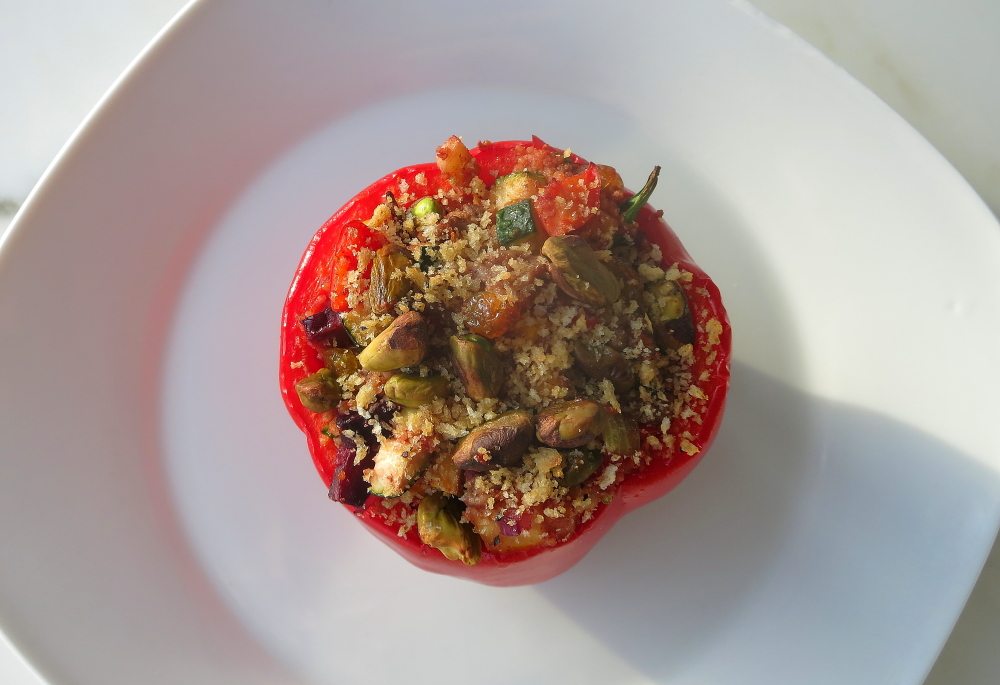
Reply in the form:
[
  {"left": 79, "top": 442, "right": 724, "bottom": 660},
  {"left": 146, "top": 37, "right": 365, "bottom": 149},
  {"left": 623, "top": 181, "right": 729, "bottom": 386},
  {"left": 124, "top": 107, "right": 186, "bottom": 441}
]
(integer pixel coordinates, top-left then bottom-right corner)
[{"left": 0, "top": 1, "right": 997, "bottom": 683}]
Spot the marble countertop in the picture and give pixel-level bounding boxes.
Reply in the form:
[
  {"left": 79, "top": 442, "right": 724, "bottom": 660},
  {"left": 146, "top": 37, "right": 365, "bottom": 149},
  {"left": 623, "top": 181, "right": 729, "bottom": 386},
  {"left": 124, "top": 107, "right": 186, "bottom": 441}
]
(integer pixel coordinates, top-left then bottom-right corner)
[{"left": 1, "top": 1, "right": 997, "bottom": 683}]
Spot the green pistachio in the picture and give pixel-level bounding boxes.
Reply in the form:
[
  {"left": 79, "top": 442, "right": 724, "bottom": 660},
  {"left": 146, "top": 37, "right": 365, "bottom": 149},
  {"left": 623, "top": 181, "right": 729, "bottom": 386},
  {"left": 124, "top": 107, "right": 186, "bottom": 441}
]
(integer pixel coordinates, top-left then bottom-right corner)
[
  {"left": 449, "top": 334, "right": 503, "bottom": 400},
  {"left": 572, "top": 342, "right": 633, "bottom": 394},
  {"left": 451, "top": 410, "right": 535, "bottom": 472},
  {"left": 294, "top": 368, "right": 340, "bottom": 412},
  {"left": 383, "top": 373, "right": 449, "bottom": 408},
  {"left": 602, "top": 413, "right": 641, "bottom": 456},
  {"left": 542, "top": 235, "right": 622, "bottom": 307},
  {"left": 559, "top": 449, "right": 604, "bottom": 488},
  {"left": 535, "top": 399, "right": 606, "bottom": 449},
  {"left": 417, "top": 493, "right": 481, "bottom": 565},
  {"left": 410, "top": 196, "right": 442, "bottom": 225},
  {"left": 368, "top": 245, "right": 412, "bottom": 314},
  {"left": 645, "top": 279, "right": 695, "bottom": 350},
  {"left": 357, "top": 311, "right": 428, "bottom": 371}
]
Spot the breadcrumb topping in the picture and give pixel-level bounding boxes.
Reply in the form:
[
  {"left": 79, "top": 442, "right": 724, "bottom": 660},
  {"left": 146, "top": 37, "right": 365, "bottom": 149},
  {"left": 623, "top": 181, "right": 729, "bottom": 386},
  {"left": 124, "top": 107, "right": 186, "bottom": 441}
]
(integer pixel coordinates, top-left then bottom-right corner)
[{"left": 296, "top": 139, "right": 723, "bottom": 556}]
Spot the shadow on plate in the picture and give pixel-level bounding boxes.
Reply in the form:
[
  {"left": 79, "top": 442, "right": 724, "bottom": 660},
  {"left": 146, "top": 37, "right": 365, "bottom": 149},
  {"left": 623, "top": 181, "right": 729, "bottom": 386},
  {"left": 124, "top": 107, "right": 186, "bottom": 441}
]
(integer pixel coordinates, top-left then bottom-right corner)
[
  {"left": 535, "top": 366, "right": 999, "bottom": 682},
  {"left": 535, "top": 362, "right": 815, "bottom": 679},
  {"left": 532, "top": 149, "right": 998, "bottom": 681}
]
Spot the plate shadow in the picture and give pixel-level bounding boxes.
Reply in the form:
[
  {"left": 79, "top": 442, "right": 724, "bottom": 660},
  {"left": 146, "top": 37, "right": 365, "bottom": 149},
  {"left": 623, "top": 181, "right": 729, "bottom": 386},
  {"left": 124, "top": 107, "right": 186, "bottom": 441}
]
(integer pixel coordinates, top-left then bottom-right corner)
[{"left": 535, "top": 367, "right": 1000, "bottom": 683}]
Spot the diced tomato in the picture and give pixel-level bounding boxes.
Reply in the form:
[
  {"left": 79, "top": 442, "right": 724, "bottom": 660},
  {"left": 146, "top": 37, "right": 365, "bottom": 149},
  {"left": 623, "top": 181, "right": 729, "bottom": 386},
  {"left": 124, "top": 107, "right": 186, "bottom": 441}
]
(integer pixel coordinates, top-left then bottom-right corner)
[{"left": 534, "top": 164, "right": 602, "bottom": 236}]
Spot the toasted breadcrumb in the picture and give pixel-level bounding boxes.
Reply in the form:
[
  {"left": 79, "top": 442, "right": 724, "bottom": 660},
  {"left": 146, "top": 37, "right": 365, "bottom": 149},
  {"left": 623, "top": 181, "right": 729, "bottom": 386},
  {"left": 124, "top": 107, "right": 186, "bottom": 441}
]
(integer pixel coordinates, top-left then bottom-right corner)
[{"left": 308, "top": 139, "right": 719, "bottom": 553}]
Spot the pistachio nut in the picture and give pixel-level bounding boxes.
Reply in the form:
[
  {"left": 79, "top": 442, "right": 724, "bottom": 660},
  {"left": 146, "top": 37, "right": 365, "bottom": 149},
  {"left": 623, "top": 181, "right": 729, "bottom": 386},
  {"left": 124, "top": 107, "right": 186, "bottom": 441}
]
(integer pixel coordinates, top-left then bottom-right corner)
[
  {"left": 559, "top": 449, "right": 604, "bottom": 488},
  {"left": 572, "top": 342, "right": 633, "bottom": 394},
  {"left": 368, "top": 245, "right": 412, "bottom": 314},
  {"left": 357, "top": 311, "right": 428, "bottom": 371},
  {"left": 450, "top": 334, "right": 503, "bottom": 400},
  {"left": 294, "top": 368, "right": 340, "bottom": 413},
  {"left": 607, "top": 260, "right": 643, "bottom": 305},
  {"left": 451, "top": 410, "right": 534, "bottom": 472},
  {"left": 645, "top": 279, "right": 695, "bottom": 350},
  {"left": 417, "top": 493, "right": 481, "bottom": 565},
  {"left": 383, "top": 373, "right": 448, "bottom": 408},
  {"left": 542, "top": 235, "right": 621, "bottom": 307},
  {"left": 410, "top": 196, "right": 442, "bottom": 225},
  {"left": 535, "top": 399, "right": 606, "bottom": 448},
  {"left": 603, "top": 412, "right": 641, "bottom": 456}
]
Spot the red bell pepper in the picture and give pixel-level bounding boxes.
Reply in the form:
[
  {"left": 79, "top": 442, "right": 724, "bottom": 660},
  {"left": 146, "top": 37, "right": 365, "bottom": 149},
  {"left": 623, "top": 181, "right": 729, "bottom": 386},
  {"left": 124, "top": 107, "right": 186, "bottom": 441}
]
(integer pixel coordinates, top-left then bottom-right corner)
[{"left": 279, "top": 138, "right": 731, "bottom": 585}]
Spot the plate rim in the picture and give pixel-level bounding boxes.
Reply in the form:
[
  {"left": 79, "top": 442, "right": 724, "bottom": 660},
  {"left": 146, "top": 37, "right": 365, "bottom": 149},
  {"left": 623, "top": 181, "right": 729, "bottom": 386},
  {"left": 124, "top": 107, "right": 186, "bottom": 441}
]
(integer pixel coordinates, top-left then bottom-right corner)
[{"left": 0, "top": 1, "right": 998, "bottom": 683}]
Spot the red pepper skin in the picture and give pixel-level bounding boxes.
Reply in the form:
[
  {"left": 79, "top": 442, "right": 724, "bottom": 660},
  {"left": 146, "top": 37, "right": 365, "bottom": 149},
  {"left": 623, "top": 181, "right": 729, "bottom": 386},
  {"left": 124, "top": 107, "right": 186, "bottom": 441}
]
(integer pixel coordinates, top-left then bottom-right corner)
[{"left": 279, "top": 140, "right": 732, "bottom": 586}]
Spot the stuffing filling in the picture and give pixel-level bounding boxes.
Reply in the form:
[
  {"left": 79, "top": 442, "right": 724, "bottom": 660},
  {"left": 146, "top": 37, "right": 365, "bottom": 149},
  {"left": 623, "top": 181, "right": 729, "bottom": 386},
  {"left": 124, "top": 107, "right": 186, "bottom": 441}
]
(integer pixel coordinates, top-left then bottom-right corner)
[{"left": 292, "top": 136, "right": 721, "bottom": 564}]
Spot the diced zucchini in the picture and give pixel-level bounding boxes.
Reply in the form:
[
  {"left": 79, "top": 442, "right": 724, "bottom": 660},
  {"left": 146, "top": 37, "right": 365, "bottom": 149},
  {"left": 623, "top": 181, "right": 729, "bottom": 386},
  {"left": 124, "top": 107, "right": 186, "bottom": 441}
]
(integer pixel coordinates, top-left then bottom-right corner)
[
  {"left": 496, "top": 199, "right": 539, "bottom": 247},
  {"left": 491, "top": 171, "right": 545, "bottom": 210},
  {"left": 367, "top": 437, "right": 431, "bottom": 497}
]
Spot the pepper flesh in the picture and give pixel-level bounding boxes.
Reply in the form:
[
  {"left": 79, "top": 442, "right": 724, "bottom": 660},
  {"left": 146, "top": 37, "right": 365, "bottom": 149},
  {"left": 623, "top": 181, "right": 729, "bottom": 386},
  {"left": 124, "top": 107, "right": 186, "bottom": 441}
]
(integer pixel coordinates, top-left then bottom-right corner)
[{"left": 279, "top": 138, "right": 731, "bottom": 586}]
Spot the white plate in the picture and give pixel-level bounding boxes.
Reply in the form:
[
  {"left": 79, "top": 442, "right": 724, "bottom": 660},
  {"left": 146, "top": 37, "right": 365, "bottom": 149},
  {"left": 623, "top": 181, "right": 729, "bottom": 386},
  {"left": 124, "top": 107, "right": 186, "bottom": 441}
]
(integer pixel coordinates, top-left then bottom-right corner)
[{"left": 2, "top": 1, "right": 999, "bottom": 683}]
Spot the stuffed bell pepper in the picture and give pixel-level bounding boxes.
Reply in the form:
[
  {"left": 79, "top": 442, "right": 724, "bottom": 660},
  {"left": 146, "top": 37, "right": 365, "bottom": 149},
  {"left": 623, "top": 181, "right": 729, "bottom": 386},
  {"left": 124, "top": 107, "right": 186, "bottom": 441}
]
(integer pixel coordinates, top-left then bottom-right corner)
[{"left": 279, "top": 136, "right": 731, "bottom": 585}]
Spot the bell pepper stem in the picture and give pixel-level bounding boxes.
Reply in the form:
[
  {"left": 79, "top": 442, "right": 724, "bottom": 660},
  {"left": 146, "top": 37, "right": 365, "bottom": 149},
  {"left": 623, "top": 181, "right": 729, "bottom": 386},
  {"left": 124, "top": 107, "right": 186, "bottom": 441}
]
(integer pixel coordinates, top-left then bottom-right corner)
[{"left": 621, "top": 166, "right": 661, "bottom": 223}]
